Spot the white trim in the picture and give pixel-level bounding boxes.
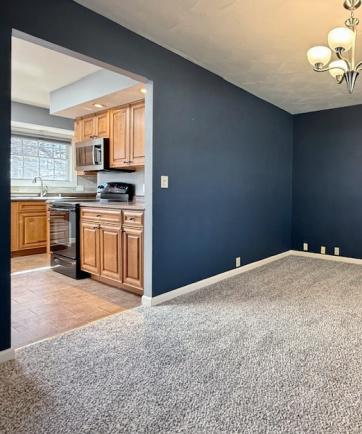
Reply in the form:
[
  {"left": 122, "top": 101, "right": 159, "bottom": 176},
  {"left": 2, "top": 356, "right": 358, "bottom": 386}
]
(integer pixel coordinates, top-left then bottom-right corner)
[
  {"left": 290, "top": 250, "right": 362, "bottom": 265},
  {"left": 142, "top": 250, "right": 292, "bottom": 306},
  {"left": 0, "top": 348, "right": 15, "bottom": 364},
  {"left": 142, "top": 249, "right": 362, "bottom": 307}
]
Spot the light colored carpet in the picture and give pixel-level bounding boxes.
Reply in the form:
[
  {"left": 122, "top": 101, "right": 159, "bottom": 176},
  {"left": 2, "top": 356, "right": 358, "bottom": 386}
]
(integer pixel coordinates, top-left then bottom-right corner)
[{"left": 1, "top": 256, "right": 362, "bottom": 433}]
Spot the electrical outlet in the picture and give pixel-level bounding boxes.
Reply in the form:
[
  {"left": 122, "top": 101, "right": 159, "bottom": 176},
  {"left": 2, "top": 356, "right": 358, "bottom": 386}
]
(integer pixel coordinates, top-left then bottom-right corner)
[
  {"left": 320, "top": 246, "right": 326, "bottom": 255},
  {"left": 334, "top": 247, "right": 340, "bottom": 256},
  {"left": 161, "top": 175, "right": 168, "bottom": 189},
  {"left": 303, "top": 242, "right": 308, "bottom": 252},
  {"left": 235, "top": 257, "right": 241, "bottom": 268}
]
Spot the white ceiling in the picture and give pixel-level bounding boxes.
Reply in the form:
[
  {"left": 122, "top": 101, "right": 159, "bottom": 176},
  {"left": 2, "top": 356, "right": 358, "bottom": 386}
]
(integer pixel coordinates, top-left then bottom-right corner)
[
  {"left": 75, "top": 0, "right": 362, "bottom": 114},
  {"left": 11, "top": 37, "right": 100, "bottom": 108}
]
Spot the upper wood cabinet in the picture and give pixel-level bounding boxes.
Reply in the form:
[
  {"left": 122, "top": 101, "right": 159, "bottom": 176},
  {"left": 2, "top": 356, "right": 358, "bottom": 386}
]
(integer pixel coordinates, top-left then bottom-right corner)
[
  {"left": 82, "top": 116, "right": 96, "bottom": 140},
  {"left": 74, "top": 119, "right": 82, "bottom": 143},
  {"left": 109, "top": 106, "right": 129, "bottom": 168},
  {"left": 74, "top": 111, "right": 110, "bottom": 142},
  {"left": 129, "top": 101, "right": 145, "bottom": 167},
  {"left": 73, "top": 101, "right": 145, "bottom": 169},
  {"left": 95, "top": 111, "right": 110, "bottom": 138}
]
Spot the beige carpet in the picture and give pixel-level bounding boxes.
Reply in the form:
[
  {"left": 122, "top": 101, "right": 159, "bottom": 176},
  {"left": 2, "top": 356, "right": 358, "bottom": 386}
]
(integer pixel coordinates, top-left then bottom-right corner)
[{"left": 1, "top": 256, "right": 362, "bottom": 433}]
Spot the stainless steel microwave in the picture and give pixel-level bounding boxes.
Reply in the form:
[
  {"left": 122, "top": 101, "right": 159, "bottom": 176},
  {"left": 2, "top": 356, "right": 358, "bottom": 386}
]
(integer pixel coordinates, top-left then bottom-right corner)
[{"left": 75, "top": 138, "right": 109, "bottom": 172}]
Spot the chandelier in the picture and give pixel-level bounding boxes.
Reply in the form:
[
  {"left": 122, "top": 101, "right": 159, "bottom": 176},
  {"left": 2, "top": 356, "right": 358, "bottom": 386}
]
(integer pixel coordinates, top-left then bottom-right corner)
[{"left": 307, "top": 0, "right": 362, "bottom": 93}]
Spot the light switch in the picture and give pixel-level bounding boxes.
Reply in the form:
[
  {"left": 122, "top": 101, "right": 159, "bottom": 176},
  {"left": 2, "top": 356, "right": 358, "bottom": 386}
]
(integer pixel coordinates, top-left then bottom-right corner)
[{"left": 161, "top": 175, "right": 168, "bottom": 189}]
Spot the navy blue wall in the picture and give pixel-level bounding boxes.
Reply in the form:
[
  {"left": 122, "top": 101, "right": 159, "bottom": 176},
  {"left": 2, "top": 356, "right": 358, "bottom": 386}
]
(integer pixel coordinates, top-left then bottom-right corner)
[
  {"left": 293, "top": 104, "right": 362, "bottom": 258},
  {"left": 1, "top": 0, "right": 293, "bottom": 351}
]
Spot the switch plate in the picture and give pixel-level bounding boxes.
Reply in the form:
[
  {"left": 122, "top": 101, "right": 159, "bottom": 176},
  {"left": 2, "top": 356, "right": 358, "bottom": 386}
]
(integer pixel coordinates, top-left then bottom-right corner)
[
  {"left": 161, "top": 175, "right": 168, "bottom": 189},
  {"left": 236, "top": 257, "right": 241, "bottom": 268},
  {"left": 303, "top": 243, "right": 308, "bottom": 252},
  {"left": 334, "top": 247, "right": 340, "bottom": 256},
  {"left": 321, "top": 246, "right": 326, "bottom": 255}
]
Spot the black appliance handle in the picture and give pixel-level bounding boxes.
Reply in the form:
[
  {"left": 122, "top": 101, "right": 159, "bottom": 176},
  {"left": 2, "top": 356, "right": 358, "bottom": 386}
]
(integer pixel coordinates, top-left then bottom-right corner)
[{"left": 50, "top": 207, "right": 76, "bottom": 212}]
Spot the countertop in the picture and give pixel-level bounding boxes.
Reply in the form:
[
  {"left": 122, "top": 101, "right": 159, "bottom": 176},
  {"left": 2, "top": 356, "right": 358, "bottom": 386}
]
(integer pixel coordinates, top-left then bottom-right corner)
[
  {"left": 79, "top": 199, "right": 145, "bottom": 210},
  {"left": 11, "top": 196, "right": 145, "bottom": 210}
]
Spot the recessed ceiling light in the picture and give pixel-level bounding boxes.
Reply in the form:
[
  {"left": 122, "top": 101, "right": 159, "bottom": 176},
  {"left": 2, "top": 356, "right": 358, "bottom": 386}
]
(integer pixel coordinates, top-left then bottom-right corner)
[
  {"left": 93, "top": 103, "right": 106, "bottom": 108},
  {"left": 140, "top": 88, "right": 147, "bottom": 94}
]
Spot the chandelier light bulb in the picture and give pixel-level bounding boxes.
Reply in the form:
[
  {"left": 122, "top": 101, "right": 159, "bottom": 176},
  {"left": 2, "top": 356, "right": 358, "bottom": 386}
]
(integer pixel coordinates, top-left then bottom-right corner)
[
  {"left": 328, "top": 60, "right": 348, "bottom": 78},
  {"left": 307, "top": 46, "right": 332, "bottom": 67},
  {"left": 328, "top": 27, "right": 354, "bottom": 52}
]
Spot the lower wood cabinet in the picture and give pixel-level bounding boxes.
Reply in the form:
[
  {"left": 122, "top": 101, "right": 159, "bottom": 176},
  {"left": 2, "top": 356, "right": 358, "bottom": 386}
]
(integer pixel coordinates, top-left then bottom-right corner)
[
  {"left": 99, "top": 224, "right": 122, "bottom": 282},
  {"left": 80, "top": 207, "right": 144, "bottom": 295},
  {"left": 11, "top": 201, "right": 47, "bottom": 256},
  {"left": 80, "top": 221, "right": 100, "bottom": 275},
  {"left": 123, "top": 226, "right": 143, "bottom": 290}
]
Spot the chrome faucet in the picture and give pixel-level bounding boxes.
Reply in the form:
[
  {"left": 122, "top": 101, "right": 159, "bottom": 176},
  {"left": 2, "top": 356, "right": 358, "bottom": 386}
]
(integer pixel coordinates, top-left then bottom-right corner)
[{"left": 32, "top": 176, "right": 48, "bottom": 197}]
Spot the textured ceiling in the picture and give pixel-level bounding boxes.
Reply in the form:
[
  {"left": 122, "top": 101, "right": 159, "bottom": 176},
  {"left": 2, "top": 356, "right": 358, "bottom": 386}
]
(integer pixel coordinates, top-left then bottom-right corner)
[
  {"left": 12, "top": 37, "right": 100, "bottom": 108},
  {"left": 75, "top": 0, "right": 362, "bottom": 114}
]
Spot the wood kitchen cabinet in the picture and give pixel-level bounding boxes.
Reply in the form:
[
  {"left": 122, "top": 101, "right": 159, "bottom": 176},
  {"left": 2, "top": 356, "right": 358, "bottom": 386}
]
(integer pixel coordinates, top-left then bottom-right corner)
[
  {"left": 129, "top": 101, "right": 145, "bottom": 167},
  {"left": 73, "top": 101, "right": 145, "bottom": 169},
  {"left": 82, "top": 116, "right": 96, "bottom": 140},
  {"left": 11, "top": 201, "right": 47, "bottom": 256},
  {"left": 95, "top": 111, "right": 110, "bottom": 138},
  {"left": 99, "top": 224, "right": 122, "bottom": 282},
  {"left": 80, "top": 207, "right": 144, "bottom": 294},
  {"left": 80, "top": 221, "right": 100, "bottom": 275},
  {"left": 122, "top": 226, "right": 143, "bottom": 291},
  {"left": 74, "top": 111, "right": 110, "bottom": 143},
  {"left": 109, "top": 106, "right": 129, "bottom": 168}
]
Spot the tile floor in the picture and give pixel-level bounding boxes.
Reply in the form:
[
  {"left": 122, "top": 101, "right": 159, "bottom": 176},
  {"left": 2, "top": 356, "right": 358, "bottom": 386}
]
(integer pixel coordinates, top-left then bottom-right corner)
[
  {"left": 11, "top": 267, "right": 141, "bottom": 348},
  {"left": 11, "top": 253, "right": 50, "bottom": 273}
]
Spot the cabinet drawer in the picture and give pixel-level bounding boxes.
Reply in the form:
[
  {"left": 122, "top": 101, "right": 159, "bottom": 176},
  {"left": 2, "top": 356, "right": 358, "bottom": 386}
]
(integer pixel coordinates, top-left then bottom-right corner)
[
  {"left": 18, "top": 201, "right": 47, "bottom": 213},
  {"left": 123, "top": 210, "right": 144, "bottom": 227},
  {"left": 81, "top": 208, "right": 122, "bottom": 224}
]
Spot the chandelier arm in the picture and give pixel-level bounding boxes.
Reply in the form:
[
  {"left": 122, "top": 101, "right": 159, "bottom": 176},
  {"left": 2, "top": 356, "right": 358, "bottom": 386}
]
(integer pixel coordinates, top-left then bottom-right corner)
[
  {"left": 355, "top": 61, "right": 362, "bottom": 70},
  {"left": 336, "top": 50, "right": 352, "bottom": 70},
  {"left": 312, "top": 66, "right": 347, "bottom": 73}
]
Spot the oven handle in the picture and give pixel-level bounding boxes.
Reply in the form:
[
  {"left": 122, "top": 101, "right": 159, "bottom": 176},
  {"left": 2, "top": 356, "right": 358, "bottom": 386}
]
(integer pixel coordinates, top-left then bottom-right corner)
[{"left": 50, "top": 208, "right": 75, "bottom": 212}]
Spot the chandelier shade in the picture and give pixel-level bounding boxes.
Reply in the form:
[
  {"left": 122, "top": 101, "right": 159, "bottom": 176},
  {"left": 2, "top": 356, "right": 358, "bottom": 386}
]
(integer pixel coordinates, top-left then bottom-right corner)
[
  {"left": 307, "top": 0, "right": 362, "bottom": 93},
  {"left": 328, "top": 59, "right": 348, "bottom": 78},
  {"left": 307, "top": 46, "right": 332, "bottom": 67},
  {"left": 328, "top": 27, "right": 354, "bottom": 51}
]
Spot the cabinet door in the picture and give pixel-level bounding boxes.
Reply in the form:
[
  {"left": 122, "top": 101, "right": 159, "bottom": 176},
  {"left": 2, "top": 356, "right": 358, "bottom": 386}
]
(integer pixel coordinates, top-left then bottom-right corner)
[
  {"left": 95, "top": 111, "right": 110, "bottom": 138},
  {"left": 80, "top": 222, "right": 100, "bottom": 275},
  {"left": 122, "top": 226, "right": 143, "bottom": 290},
  {"left": 99, "top": 224, "right": 122, "bottom": 282},
  {"left": 74, "top": 119, "right": 82, "bottom": 143},
  {"left": 82, "top": 116, "right": 96, "bottom": 140},
  {"left": 129, "top": 101, "right": 145, "bottom": 166},
  {"left": 11, "top": 202, "right": 19, "bottom": 252},
  {"left": 110, "top": 107, "right": 129, "bottom": 168},
  {"left": 18, "top": 212, "right": 47, "bottom": 249}
]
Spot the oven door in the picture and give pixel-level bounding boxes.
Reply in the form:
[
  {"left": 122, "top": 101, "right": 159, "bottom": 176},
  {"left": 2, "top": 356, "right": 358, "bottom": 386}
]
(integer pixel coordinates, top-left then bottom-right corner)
[{"left": 49, "top": 207, "right": 77, "bottom": 259}]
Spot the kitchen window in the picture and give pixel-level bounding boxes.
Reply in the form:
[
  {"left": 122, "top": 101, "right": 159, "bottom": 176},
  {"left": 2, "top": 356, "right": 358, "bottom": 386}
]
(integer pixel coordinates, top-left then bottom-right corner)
[{"left": 11, "top": 135, "right": 71, "bottom": 182}]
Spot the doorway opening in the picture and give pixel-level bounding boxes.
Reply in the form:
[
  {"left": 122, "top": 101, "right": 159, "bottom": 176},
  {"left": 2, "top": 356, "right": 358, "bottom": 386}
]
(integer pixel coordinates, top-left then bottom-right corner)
[{"left": 10, "top": 31, "right": 153, "bottom": 349}]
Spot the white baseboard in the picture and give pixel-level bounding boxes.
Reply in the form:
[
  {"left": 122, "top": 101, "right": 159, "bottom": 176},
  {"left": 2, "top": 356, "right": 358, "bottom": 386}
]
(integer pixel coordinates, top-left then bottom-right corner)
[
  {"left": 142, "top": 250, "right": 293, "bottom": 307},
  {"left": 290, "top": 250, "right": 362, "bottom": 265},
  {"left": 0, "top": 348, "right": 15, "bottom": 364}
]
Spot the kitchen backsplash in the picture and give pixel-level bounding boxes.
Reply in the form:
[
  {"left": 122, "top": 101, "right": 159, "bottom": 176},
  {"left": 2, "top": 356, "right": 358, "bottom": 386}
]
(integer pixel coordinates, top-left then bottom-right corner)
[
  {"left": 11, "top": 174, "right": 97, "bottom": 195},
  {"left": 97, "top": 169, "right": 145, "bottom": 196}
]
